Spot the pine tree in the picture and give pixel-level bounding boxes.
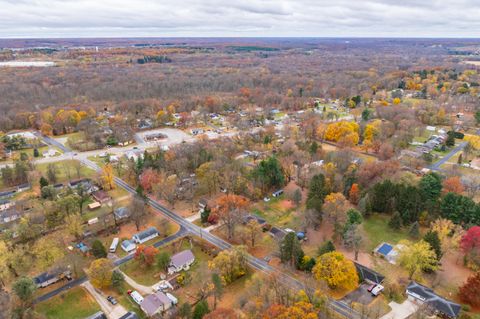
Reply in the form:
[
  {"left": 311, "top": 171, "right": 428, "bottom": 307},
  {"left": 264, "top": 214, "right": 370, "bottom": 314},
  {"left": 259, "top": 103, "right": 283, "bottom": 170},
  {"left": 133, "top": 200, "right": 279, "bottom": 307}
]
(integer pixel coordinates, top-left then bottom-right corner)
[
  {"left": 409, "top": 222, "right": 420, "bottom": 239},
  {"left": 91, "top": 240, "right": 107, "bottom": 259},
  {"left": 388, "top": 212, "right": 402, "bottom": 230},
  {"left": 423, "top": 231, "right": 443, "bottom": 261},
  {"left": 318, "top": 240, "right": 335, "bottom": 256}
]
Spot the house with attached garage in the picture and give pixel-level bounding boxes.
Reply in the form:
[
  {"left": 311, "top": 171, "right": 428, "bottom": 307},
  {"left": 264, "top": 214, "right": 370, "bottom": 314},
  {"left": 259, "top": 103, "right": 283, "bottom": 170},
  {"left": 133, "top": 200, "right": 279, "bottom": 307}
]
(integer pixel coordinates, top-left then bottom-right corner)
[
  {"left": 33, "top": 267, "right": 72, "bottom": 288},
  {"left": 406, "top": 281, "right": 461, "bottom": 318},
  {"left": 141, "top": 291, "right": 173, "bottom": 317},
  {"left": 168, "top": 250, "right": 195, "bottom": 275},
  {"left": 132, "top": 227, "right": 159, "bottom": 244}
]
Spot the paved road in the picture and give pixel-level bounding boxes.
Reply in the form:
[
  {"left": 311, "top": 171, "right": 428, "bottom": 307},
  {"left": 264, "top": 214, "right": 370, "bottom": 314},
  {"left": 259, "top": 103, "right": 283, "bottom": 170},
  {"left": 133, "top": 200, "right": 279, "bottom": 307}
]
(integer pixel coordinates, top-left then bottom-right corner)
[
  {"left": 429, "top": 141, "right": 467, "bottom": 171},
  {"left": 34, "top": 226, "right": 187, "bottom": 304},
  {"left": 35, "top": 132, "right": 361, "bottom": 319}
]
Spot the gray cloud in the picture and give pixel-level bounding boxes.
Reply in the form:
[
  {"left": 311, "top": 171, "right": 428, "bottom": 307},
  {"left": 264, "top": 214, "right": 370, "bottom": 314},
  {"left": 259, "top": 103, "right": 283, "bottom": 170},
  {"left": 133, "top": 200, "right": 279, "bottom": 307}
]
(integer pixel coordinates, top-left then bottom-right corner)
[{"left": 1, "top": 0, "right": 480, "bottom": 38}]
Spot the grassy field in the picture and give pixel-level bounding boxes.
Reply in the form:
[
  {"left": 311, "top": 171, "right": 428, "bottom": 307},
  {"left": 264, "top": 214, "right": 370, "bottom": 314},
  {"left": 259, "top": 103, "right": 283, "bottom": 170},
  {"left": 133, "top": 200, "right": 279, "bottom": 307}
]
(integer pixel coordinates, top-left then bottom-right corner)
[
  {"left": 35, "top": 160, "right": 96, "bottom": 183},
  {"left": 35, "top": 286, "right": 100, "bottom": 319},
  {"left": 252, "top": 196, "right": 301, "bottom": 229},
  {"left": 362, "top": 214, "right": 409, "bottom": 250}
]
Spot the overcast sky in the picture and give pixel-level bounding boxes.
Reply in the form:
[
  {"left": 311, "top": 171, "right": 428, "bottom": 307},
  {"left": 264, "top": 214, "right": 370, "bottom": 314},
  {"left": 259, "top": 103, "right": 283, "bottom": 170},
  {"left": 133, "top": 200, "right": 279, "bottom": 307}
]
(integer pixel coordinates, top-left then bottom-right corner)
[{"left": 1, "top": 0, "right": 480, "bottom": 38}]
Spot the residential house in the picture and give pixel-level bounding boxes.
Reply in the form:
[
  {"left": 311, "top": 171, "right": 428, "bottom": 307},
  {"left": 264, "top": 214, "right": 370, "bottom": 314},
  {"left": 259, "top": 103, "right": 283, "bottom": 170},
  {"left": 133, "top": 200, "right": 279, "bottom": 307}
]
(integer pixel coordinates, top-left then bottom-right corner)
[
  {"left": 0, "top": 199, "right": 13, "bottom": 211},
  {"left": 92, "top": 190, "right": 111, "bottom": 204},
  {"left": 373, "top": 242, "right": 403, "bottom": 264},
  {"left": 132, "top": 227, "right": 159, "bottom": 244},
  {"left": 125, "top": 150, "right": 144, "bottom": 162},
  {"left": 114, "top": 207, "right": 130, "bottom": 220},
  {"left": 34, "top": 267, "right": 72, "bottom": 288},
  {"left": 406, "top": 281, "right": 461, "bottom": 318},
  {"left": 168, "top": 250, "right": 195, "bottom": 275},
  {"left": 0, "top": 209, "right": 21, "bottom": 224},
  {"left": 68, "top": 178, "right": 98, "bottom": 194},
  {"left": 121, "top": 240, "right": 137, "bottom": 253},
  {"left": 140, "top": 291, "right": 173, "bottom": 317},
  {"left": 354, "top": 262, "right": 385, "bottom": 285}
]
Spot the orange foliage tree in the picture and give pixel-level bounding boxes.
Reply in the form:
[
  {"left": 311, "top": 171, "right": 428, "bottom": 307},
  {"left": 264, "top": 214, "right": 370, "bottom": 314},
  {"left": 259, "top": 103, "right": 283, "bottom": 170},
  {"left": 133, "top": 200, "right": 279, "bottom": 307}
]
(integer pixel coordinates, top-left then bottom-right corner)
[
  {"left": 262, "top": 301, "right": 318, "bottom": 319},
  {"left": 215, "top": 194, "right": 250, "bottom": 239},
  {"left": 134, "top": 245, "right": 159, "bottom": 267},
  {"left": 442, "top": 176, "right": 464, "bottom": 195}
]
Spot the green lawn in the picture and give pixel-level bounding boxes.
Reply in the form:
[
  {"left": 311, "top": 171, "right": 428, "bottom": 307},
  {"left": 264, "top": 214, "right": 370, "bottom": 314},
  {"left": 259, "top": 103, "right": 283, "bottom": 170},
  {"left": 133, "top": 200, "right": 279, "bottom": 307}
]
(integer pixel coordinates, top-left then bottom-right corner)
[
  {"left": 252, "top": 196, "right": 301, "bottom": 228},
  {"left": 36, "top": 160, "right": 95, "bottom": 183},
  {"left": 363, "top": 214, "right": 409, "bottom": 250},
  {"left": 120, "top": 238, "right": 211, "bottom": 286},
  {"left": 35, "top": 286, "right": 100, "bottom": 319}
]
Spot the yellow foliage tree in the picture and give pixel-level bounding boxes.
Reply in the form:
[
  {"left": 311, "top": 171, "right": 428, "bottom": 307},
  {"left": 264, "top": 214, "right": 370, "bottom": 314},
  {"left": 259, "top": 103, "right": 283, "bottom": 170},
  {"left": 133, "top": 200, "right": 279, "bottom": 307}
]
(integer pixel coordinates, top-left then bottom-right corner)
[
  {"left": 398, "top": 240, "right": 438, "bottom": 280},
  {"left": 312, "top": 252, "right": 358, "bottom": 290},
  {"left": 464, "top": 135, "right": 480, "bottom": 150},
  {"left": 87, "top": 258, "right": 113, "bottom": 289},
  {"left": 393, "top": 97, "right": 401, "bottom": 105},
  {"left": 100, "top": 163, "right": 115, "bottom": 190},
  {"left": 324, "top": 121, "right": 359, "bottom": 144}
]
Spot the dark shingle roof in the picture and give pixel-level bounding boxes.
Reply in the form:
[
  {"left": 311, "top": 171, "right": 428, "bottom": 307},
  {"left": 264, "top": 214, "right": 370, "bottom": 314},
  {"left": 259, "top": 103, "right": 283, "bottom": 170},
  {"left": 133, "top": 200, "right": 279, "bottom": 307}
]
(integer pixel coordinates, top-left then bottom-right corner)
[
  {"left": 86, "top": 311, "right": 107, "bottom": 319},
  {"left": 134, "top": 227, "right": 158, "bottom": 241},
  {"left": 407, "top": 281, "right": 461, "bottom": 318},
  {"left": 118, "top": 312, "right": 139, "bottom": 319},
  {"left": 354, "top": 262, "right": 385, "bottom": 284}
]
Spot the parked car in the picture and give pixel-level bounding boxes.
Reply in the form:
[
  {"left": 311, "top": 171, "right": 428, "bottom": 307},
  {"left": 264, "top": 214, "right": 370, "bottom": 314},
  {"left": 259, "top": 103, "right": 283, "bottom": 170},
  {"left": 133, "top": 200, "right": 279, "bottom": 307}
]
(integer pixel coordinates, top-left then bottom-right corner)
[
  {"left": 263, "top": 197, "right": 271, "bottom": 202},
  {"left": 371, "top": 285, "right": 384, "bottom": 296},
  {"left": 107, "top": 296, "right": 118, "bottom": 305},
  {"left": 367, "top": 284, "right": 376, "bottom": 292}
]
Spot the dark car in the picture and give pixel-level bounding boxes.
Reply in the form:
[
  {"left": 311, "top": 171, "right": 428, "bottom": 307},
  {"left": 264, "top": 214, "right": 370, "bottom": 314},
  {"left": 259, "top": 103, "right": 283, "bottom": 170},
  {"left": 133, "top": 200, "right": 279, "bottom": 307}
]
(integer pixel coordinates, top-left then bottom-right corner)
[{"left": 107, "top": 296, "right": 118, "bottom": 305}]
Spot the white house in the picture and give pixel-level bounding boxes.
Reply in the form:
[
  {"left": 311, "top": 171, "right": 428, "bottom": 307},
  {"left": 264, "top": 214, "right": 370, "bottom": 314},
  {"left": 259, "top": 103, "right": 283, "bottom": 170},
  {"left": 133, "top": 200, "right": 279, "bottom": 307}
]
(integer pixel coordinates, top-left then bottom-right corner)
[
  {"left": 168, "top": 250, "right": 195, "bottom": 275},
  {"left": 121, "top": 240, "right": 136, "bottom": 253},
  {"left": 132, "top": 227, "right": 159, "bottom": 244}
]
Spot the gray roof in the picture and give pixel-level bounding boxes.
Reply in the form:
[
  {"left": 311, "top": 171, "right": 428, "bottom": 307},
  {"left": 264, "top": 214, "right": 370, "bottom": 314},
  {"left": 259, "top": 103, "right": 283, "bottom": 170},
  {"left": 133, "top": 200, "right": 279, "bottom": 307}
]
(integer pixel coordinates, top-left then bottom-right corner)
[
  {"left": 134, "top": 227, "right": 158, "bottom": 241},
  {"left": 141, "top": 291, "right": 171, "bottom": 316},
  {"left": 170, "top": 250, "right": 195, "bottom": 268},
  {"left": 407, "top": 281, "right": 461, "bottom": 318},
  {"left": 114, "top": 207, "right": 130, "bottom": 219},
  {"left": 86, "top": 311, "right": 107, "bottom": 319},
  {"left": 354, "top": 262, "right": 385, "bottom": 284},
  {"left": 118, "top": 312, "right": 139, "bottom": 319}
]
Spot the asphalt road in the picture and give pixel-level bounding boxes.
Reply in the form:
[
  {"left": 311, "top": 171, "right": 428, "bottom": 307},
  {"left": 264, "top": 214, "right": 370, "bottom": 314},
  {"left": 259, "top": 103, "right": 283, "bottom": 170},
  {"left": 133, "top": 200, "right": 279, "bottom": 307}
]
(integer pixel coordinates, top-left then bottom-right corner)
[{"left": 428, "top": 141, "right": 468, "bottom": 171}]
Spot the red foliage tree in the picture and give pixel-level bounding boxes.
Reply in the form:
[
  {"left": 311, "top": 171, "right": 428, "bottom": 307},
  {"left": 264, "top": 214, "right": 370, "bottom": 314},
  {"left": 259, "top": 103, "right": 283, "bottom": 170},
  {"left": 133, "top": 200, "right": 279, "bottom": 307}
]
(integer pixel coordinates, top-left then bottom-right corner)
[
  {"left": 348, "top": 183, "right": 360, "bottom": 205},
  {"left": 134, "top": 245, "right": 158, "bottom": 267},
  {"left": 442, "top": 176, "right": 464, "bottom": 195},
  {"left": 459, "top": 272, "right": 480, "bottom": 307},
  {"left": 461, "top": 226, "right": 480, "bottom": 257},
  {"left": 139, "top": 168, "right": 159, "bottom": 193}
]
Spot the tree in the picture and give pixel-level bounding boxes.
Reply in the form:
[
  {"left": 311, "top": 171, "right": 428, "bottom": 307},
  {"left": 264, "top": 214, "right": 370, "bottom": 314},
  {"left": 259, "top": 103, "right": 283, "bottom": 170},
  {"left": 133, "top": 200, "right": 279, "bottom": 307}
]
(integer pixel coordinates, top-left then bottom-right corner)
[
  {"left": 409, "top": 222, "right": 420, "bottom": 239},
  {"left": 306, "top": 174, "right": 328, "bottom": 210},
  {"left": 155, "top": 251, "right": 171, "bottom": 272},
  {"left": 423, "top": 231, "right": 443, "bottom": 261},
  {"left": 292, "top": 188, "right": 302, "bottom": 207},
  {"left": 178, "top": 302, "right": 192, "bottom": 319},
  {"left": 242, "top": 219, "right": 262, "bottom": 248},
  {"left": 262, "top": 301, "right": 318, "bottom": 319},
  {"left": 318, "top": 240, "right": 335, "bottom": 256},
  {"left": 348, "top": 183, "right": 360, "bottom": 205},
  {"left": 193, "top": 300, "right": 210, "bottom": 319},
  {"left": 461, "top": 226, "right": 480, "bottom": 266},
  {"left": 134, "top": 245, "right": 159, "bottom": 267},
  {"left": 39, "top": 176, "right": 49, "bottom": 188},
  {"left": 323, "top": 193, "right": 348, "bottom": 233},
  {"left": 324, "top": 121, "right": 360, "bottom": 145},
  {"left": 445, "top": 131, "right": 455, "bottom": 147},
  {"left": 362, "top": 108, "right": 371, "bottom": 121},
  {"left": 65, "top": 213, "right": 83, "bottom": 240},
  {"left": 440, "top": 192, "right": 479, "bottom": 225},
  {"left": 111, "top": 270, "right": 125, "bottom": 292},
  {"left": 343, "top": 223, "right": 363, "bottom": 261},
  {"left": 420, "top": 172, "right": 442, "bottom": 209},
  {"left": 204, "top": 308, "right": 237, "bottom": 319},
  {"left": 459, "top": 272, "right": 480, "bottom": 307},
  {"left": 33, "top": 148, "right": 39, "bottom": 158},
  {"left": 33, "top": 235, "right": 65, "bottom": 270},
  {"left": 280, "top": 232, "right": 304, "bottom": 269},
  {"left": 442, "top": 176, "right": 464, "bottom": 195},
  {"left": 196, "top": 161, "right": 220, "bottom": 195},
  {"left": 87, "top": 258, "right": 113, "bottom": 289},
  {"left": 252, "top": 156, "right": 285, "bottom": 191},
  {"left": 139, "top": 168, "right": 159, "bottom": 193},
  {"left": 76, "top": 184, "right": 90, "bottom": 215},
  {"left": 91, "top": 239, "right": 107, "bottom": 259},
  {"left": 100, "top": 163, "right": 115, "bottom": 190},
  {"left": 214, "top": 194, "right": 249, "bottom": 239},
  {"left": 211, "top": 273, "right": 223, "bottom": 310},
  {"left": 130, "top": 195, "right": 147, "bottom": 231},
  {"left": 208, "top": 246, "right": 247, "bottom": 284},
  {"left": 475, "top": 110, "right": 480, "bottom": 125},
  {"left": 388, "top": 212, "right": 402, "bottom": 230},
  {"left": 12, "top": 277, "right": 36, "bottom": 312},
  {"left": 312, "top": 251, "right": 358, "bottom": 290},
  {"left": 398, "top": 240, "right": 438, "bottom": 279},
  {"left": 201, "top": 206, "right": 211, "bottom": 224}
]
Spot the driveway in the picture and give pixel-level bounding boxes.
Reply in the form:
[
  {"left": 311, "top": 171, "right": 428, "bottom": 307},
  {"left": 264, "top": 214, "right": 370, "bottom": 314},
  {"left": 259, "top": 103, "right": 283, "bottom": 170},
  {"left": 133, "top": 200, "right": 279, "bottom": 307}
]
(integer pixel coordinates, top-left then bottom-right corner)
[
  {"left": 380, "top": 299, "right": 418, "bottom": 319},
  {"left": 342, "top": 283, "right": 375, "bottom": 306},
  {"left": 82, "top": 281, "right": 128, "bottom": 319}
]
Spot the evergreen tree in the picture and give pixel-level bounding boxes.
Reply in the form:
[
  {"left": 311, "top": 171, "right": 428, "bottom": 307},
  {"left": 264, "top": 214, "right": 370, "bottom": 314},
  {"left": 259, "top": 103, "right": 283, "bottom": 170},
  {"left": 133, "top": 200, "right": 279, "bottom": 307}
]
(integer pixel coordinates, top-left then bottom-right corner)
[
  {"left": 445, "top": 131, "right": 455, "bottom": 147},
  {"left": 409, "top": 222, "right": 420, "bottom": 239},
  {"left": 193, "top": 300, "right": 210, "bottom": 319},
  {"left": 111, "top": 270, "right": 125, "bottom": 292},
  {"left": 306, "top": 174, "right": 328, "bottom": 212},
  {"left": 388, "top": 212, "right": 402, "bottom": 230},
  {"left": 423, "top": 231, "right": 443, "bottom": 261},
  {"left": 317, "top": 240, "right": 335, "bottom": 256},
  {"left": 280, "top": 232, "right": 304, "bottom": 269},
  {"left": 33, "top": 148, "right": 39, "bottom": 158},
  {"left": 200, "top": 206, "right": 211, "bottom": 224},
  {"left": 91, "top": 240, "right": 107, "bottom": 258},
  {"left": 39, "top": 176, "right": 49, "bottom": 188}
]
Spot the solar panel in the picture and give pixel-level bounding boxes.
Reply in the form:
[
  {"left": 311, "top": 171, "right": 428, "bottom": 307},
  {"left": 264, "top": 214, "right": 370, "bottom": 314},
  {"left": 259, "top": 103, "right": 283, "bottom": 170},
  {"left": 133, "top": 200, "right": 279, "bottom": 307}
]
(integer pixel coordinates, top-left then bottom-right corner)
[{"left": 377, "top": 243, "right": 393, "bottom": 256}]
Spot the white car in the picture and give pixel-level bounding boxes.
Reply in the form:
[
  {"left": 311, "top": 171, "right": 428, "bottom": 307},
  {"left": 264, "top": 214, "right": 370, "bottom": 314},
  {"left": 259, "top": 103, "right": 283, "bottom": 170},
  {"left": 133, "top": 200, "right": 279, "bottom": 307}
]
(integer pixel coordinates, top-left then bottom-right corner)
[
  {"left": 263, "top": 197, "right": 271, "bottom": 202},
  {"left": 371, "top": 284, "right": 384, "bottom": 296}
]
